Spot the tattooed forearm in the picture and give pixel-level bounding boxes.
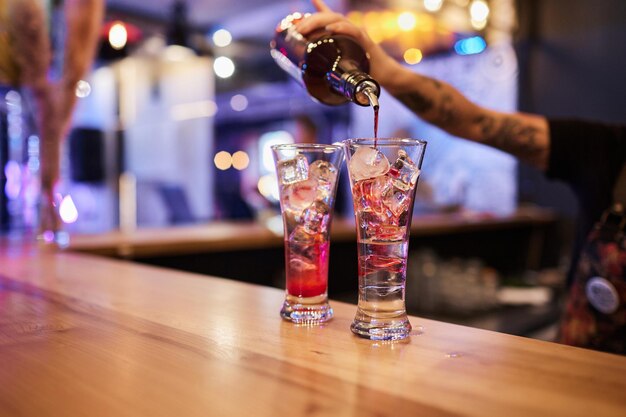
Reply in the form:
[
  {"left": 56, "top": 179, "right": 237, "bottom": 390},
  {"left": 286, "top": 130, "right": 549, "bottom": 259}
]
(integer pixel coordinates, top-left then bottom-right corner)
[
  {"left": 474, "top": 113, "right": 546, "bottom": 166},
  {"left": 438, "top": 92, "right": 457, "bottom": 125},
  {"left": 388, "top": 68, "right": 549, "bottom": 169},
  {"left": 474, "top": 114, "right": 493, "bottom": 138},
  {"left": 397, "top": 91, "right": 434, "bottom": 114},
  {"left": 396, "top": 80, "right": 457, "bottom": 126}
]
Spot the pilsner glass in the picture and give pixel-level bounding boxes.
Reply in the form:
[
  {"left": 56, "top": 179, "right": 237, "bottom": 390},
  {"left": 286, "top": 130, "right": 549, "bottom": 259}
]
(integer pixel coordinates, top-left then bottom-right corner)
[
  {"left": 272, "top": 144, "right": 344, "bottom": 323},
  {"left": 343, "top": 138, "right": 427, "bottom": 340}
]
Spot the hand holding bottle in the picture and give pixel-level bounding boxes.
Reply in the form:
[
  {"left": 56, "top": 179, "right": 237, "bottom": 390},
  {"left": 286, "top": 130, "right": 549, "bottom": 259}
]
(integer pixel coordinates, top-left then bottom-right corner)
[
  {"left": 295, "top": 0, "right": 403, "bottom": 90},
  {"left": 294, "top": 0, "right": 550, "bottom": 170},
  {"left": 271, "top": 0, "right": 381, "bottom": 107}
]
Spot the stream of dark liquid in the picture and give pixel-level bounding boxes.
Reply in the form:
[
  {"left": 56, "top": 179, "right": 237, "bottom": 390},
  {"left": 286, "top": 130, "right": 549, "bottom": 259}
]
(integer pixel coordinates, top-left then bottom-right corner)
[{"left": 373, "top": 105, "right": 379, "bottom": 147}]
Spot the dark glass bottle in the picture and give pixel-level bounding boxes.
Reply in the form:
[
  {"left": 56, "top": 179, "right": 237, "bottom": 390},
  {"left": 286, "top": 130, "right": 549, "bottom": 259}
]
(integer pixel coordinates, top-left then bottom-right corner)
[{"left": 270, "top": 13, "right": 380, "bottom": 108}]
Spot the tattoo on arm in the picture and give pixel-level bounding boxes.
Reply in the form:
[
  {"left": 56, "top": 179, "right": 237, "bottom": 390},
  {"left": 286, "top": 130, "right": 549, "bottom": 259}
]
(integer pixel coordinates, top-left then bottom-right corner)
[
  {"left": 475, "top": 114, "right": 496, "bottom": 139},
  {"left": 393, "top": 73, "right": 548, "bottom": 169},
  {"left": 438, "top": 92, "right": 457, "bottom": 125},
  {"left": 397, "top": 91, "right": 434, "bottom": 114},
  {"left": 396, "top": 79, "right": 456, "bottom": 124},
  {"left": 474, "top": 113, "right": 543, "bottom": 164}
]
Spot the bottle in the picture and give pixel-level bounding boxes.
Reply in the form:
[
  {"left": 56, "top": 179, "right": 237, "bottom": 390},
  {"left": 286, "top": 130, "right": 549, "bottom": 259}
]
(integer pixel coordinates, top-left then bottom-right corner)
[{"left": 270, "top": 13, "right": 380, "bottom": 108}]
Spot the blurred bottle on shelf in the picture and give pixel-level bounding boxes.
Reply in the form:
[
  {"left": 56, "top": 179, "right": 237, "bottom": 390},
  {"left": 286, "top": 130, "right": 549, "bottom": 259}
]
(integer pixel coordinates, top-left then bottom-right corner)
[{"left": 407, "top": 249, "right": 501, "bottom": 315}]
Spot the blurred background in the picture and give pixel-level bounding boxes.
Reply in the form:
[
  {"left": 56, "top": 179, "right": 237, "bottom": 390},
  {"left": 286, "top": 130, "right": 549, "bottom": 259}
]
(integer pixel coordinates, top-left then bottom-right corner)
[{"left": 1, "top": 0, "right": 625, "bottom": 337}]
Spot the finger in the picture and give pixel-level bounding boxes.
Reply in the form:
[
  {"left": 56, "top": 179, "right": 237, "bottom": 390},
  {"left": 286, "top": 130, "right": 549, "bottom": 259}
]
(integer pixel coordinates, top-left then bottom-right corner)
[
  {"left": 296, "top": 12, "right": 344, "bottom": 35},
  {"left": 325, "top": 21, "right": 363, "bottom": 41},
  {"left": 312, "top": 0, "right": 333, "bottom": 13}
]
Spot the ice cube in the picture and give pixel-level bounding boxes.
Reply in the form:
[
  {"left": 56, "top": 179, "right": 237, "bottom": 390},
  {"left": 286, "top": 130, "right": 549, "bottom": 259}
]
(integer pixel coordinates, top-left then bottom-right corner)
[
  {"left": 309, "top": 160, "right": 338, "bottom": 203},
  {"left": 288, "top": 237, "right": 318, "bottom": 273},
  {"left": 357, "top": 212, "right": 405, "bottom": 241},
  {"left": 289, "top": 225, "right": 317, "bottom": 245},
  {"left": 281, "top": 179, "right": 317, "bottom": 213},
  {"left": 289, "top": 225, "right": 323, "bottom": 263},
  {"left": 309, "top": 160, "right": 338, "bottom": 185},
  {"left": 348, "top": 146, "right": 390, "bottom": 182},
  {"left": 383, "top": 188, "right": 410, "bottom": 217},
  {"left": 388, "top": 150, "right": 421, "bottom": 191},
  {"left": 289, "top": 256, "right": 317, "bottom": 273},
  {"left": 358, "top": 211, "right": 382, "bottom": 232},
  {"left": 315, "top": 182, "right": 333, "bottom": 204},
  {"left": 277, "top": 154, "right": 309, "bottom": 185},
  {"left": 355, "top": 176, "right": 392, "bottom": 213},
  {"left": 302, "top": 200, "right": 330, "bottom": 234}
]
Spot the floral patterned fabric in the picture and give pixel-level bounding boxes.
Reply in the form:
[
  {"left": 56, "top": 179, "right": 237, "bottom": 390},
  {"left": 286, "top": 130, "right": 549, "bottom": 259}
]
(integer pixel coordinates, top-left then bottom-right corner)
[{"left": 560, "top": 208, "right": 626, "bottom": 354}]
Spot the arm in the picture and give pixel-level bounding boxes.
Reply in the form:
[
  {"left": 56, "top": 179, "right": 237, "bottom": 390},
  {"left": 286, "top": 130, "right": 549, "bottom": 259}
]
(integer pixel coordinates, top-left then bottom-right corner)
[{"left": 298, "top": 0, "right": 550, "bottom": 171}]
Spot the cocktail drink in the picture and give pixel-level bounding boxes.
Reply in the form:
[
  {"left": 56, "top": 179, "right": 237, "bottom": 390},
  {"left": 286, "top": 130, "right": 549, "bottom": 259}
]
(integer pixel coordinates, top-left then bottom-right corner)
[
  {"left": 272, "top": 144, "right": 344, "bottom": 323},
  {"left": 344, "top": 138, "right": 427, "bottom": 340}
]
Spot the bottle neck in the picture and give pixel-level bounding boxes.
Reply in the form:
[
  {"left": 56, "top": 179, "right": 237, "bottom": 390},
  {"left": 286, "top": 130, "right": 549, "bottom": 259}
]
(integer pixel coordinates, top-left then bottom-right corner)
[{"left": 326, "top": 70, "right": 380, "bottom": 107}]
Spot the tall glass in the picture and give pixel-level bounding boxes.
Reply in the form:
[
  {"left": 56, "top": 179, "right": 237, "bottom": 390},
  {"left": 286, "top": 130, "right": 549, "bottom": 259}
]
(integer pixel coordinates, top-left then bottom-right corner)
[
  {"left": 272, "top": 144, "right": 344, "bottom": 324},
  {"left": 344, "top": 138, "right": 427, "bottom": 340}
]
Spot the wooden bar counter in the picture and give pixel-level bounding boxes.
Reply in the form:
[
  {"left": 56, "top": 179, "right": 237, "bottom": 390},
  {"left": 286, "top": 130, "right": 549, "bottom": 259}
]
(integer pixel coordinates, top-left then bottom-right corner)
[
  {"left": 69, "top": 206, "right": 557, "bottom": 258},
  {"left": 1, "top": 243, "right": 625, "bottom": 417}
]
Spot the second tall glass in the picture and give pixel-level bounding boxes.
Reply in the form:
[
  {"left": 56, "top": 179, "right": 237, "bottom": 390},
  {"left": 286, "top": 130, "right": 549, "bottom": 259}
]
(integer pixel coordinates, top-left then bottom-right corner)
[
  {"left": 272, "top": 144, "right": 344, "bottom": 324},
  {"left": 344, "top": 138, "right": 427, "bottom": 340}
]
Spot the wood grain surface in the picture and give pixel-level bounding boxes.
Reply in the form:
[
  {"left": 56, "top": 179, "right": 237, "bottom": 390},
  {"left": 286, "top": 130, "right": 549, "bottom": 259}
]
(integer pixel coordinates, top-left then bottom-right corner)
[{"left": 1, "top": 243, "right": 624, "bottom": 417}]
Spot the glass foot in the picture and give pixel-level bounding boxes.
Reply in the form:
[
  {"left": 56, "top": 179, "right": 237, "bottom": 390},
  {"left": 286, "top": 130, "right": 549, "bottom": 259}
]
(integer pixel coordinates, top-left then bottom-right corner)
[
  {"left": 280, "top": 294, "right": 333, "bottom": 324},
  {"left": 37, "top": 229, "right": 70, "bottom": 249},
  {"left": 350, "top": 309, "right": 412, "bottom": 340}
]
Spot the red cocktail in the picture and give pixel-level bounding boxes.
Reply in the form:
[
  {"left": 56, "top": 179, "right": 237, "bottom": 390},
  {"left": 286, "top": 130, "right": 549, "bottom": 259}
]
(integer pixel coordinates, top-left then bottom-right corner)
[{"left": 272, "top": 144, "right": 344, "bottom": 323}]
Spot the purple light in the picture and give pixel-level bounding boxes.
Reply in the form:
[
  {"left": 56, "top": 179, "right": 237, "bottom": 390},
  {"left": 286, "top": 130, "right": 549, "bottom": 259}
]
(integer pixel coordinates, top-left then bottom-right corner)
[
  {"left": 42, "top": 231, "right": 55, "bottom": 243},
  {"left": 4, "top": 161, "right": 21, "bottom": 200}
]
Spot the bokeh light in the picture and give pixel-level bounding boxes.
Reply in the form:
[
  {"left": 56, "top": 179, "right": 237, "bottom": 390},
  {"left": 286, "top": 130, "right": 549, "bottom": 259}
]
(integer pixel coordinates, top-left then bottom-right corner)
[
  {"left": 397, "top": 12, "right": 416, "bottom": 31},
  {"left": 470, "top": 0, "right": 490, "bottom": 21},
  {"left": 59, "top": 195, "right": 79, "bottom": 224},
  {"left": 214, "top": 56, "right": 235, "bottom": 78},
  {"left": 75, "top": 80, "right": 91, "bottom": 98},
  {"left": 230, "top": 94, "right": 248, "bottom": 111},
  {"left": 258, "top": 174, "right": 279, "bottom": 201},
  {"left": 424, "top": 0, "right": 443, "bottom": 12},
  {"left": 454, "top": 36, "right": 487, "bottom": 55},
  {"left": 212, "top": 29, "right": 232, "bottom": 47},
  {"left": 4, "top": 160, "right": 21, "bottom": 200},
  {"left": 403, "top": 48, "right": 423, "bottom": 65},
  {"left": 214, "top": 151, "right": 232, "bottom": 170},
  {"left": 232, "top": 151, "right": 250, "bottom": 170},
  {"left": 259, "top": 130, "right": 294, "bottom": 172},
  {"left": 109, "top": 22, "right": 128, "bottom": 50}
]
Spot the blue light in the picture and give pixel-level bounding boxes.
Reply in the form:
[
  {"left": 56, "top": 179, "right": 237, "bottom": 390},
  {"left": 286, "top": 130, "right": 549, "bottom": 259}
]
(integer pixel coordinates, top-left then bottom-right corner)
[{"left": 454, "top": 36, "right": 487, "bottom": 55}]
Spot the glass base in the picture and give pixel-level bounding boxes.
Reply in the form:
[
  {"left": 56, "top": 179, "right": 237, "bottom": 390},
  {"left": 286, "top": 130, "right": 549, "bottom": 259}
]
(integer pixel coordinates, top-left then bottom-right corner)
[
  {"left": 350, "top": 308, "right": 412, "bottom": 341},
  {"left": 280, "top": 294, "right": 333, "bottom": 324},
  {"left": 37, "top": 229, "right": 70, "bottom": 249}
]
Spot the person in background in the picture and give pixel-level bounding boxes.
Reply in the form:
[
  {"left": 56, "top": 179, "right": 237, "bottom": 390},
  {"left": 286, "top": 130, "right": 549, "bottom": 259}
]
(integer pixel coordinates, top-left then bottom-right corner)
[
  {"left": 294, "top": 114, "right": 319, "bottom": 144},
  {"left": 299, "top": 0, "right": 626, "bottom": 353}
]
